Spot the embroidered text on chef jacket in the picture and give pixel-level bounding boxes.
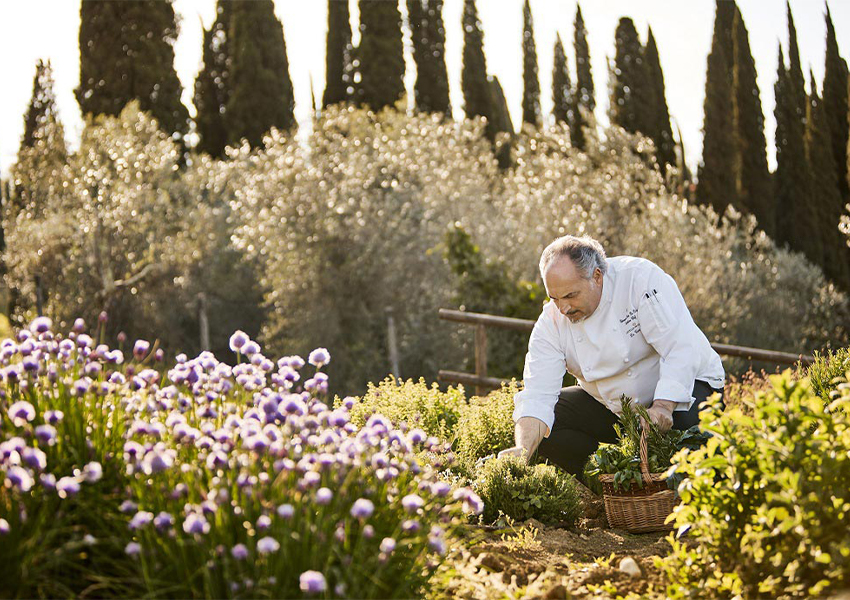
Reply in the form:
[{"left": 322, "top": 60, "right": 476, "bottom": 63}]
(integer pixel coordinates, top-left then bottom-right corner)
[{"left": 513, "top": 256, "right": 725, "bottom": 435}]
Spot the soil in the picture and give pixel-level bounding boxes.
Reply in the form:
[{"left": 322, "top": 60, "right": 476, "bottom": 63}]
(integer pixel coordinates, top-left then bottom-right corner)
[{"left": 435, "top": 484, "right": 673, "bottom": 599}]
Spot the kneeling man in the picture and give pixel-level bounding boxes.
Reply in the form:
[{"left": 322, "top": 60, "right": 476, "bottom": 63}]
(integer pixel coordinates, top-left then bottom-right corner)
[{"left": 500, "top": 235, "right": 725, "bottom": 478}]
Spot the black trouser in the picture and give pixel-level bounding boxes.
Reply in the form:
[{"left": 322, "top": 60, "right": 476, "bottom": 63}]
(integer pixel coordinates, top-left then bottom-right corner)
[{"left": 536, "top": 380, "right": 724, "bottom": 479}]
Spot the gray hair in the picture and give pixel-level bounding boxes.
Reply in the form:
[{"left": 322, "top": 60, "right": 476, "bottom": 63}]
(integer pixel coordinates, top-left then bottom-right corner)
[{"left": 539, "top": 235, "right": 608, "bottom": 279}]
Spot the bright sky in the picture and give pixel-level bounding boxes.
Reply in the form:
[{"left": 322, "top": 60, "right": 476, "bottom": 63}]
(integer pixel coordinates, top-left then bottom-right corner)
[{"left": 1, "top": 0, "right": 848, "bottom": 178}]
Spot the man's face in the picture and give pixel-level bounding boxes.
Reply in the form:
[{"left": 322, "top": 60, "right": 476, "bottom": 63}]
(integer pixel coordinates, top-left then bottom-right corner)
[{"left": 543, "top": 256, "right": 603, "bottom": 322}]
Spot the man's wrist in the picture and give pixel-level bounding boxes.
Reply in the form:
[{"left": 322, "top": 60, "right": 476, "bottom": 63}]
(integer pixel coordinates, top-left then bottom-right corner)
[{"left": 653, "top": 399, "right": 676, "bottom": 413}]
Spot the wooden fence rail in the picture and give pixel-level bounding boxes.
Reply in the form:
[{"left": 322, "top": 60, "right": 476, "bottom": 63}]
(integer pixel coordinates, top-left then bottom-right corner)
[{"left": 437, "top": 308, "right": 817, "bottom": 396}]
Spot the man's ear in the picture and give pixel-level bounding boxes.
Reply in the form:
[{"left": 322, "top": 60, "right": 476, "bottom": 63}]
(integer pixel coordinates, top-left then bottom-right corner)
[{"left": 594, "top": 267, "right": 603, "bottom": 285}]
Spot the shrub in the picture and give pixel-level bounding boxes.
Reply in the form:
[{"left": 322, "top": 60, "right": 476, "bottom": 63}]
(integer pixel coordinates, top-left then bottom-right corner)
[
  {"left": 661, "top": 371, "right": 850, "bottom": 599},
  {"left": 0, "top": 318, "right": 483, "bottom": 599},
  {"left": 806, "top": 347, "right": 850, "bottom": 403},
  {"left": 472, "top": 455, "right": 581, "bottom": 526},
  {"left": 453, "top": 382, "right": 518, "bottom": 469},
  {"left": 344, "top": 377, "right": 466, "bottom": 441}
]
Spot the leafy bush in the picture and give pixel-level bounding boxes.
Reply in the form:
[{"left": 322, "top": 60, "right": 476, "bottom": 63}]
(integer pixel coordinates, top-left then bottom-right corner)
[
  {"left": 661, "top": 372, "right": 850, "bottom": 598},
  {"left": 0, "top": 318, "right": 483, "bottom": 598},
  {"left": 453, "top": 382, "right": 518, "bottom": 469},
  {"left": 343, "top": 377, "right": 465, "bottom": 441},
  {"left": 806, "top": 347, "right": 850, "bottom": 403},
  {"left": 472, "top": 455, "right": 581, "bottom": 526},
  {"left": 584, "top": 398, "right": 710, "bottom": 491}
]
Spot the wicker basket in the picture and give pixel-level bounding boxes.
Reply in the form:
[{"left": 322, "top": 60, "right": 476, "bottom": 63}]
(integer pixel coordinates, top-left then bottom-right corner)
[{"left": 597, "top": 428, "right": 678, "bottom": 533}]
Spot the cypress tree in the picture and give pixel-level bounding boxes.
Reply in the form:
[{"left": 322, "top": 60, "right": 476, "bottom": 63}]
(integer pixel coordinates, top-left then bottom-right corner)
[
  {"left": 643, "top": 27, "right": 675, "bottom": 169},
  {"left": 357, "top": 0, "right": 405, "bottom": 111},
  {"left": 696, "top": 0, "right": 736, "bottom": 217},
  {"left": 323, "top": 0, "right": 353, "bottom": 108},
  {"left": 489, "top": 76, "right": 513, "bottom": 168},
  {"left": 76, "top": 0, "right": 189, "bottom": 138},
  {"left": 806, "top": 71, "right": 849, "bottom": 287},
  {"left": 224, "top": 0, "right": 295, "bottom": 149},
  {"left": 823, "top": 6, "right": 849, "bottom": 203},
  {"left": 194, "top": 1, "right": 233, "bottom": 157},
  {"left": 462, "top": 0, "right": 490, "bottom": 122},
  {"left": 408, "top": 0, "right": 450, "bottom": 115},
  {"left": 775, "top": 37, "right": 820, "bottom": 264},
  {"left": 610, "top": 18, "right": 651, "bottom": 136},
  {"left": 21, "top": 60, "right": 63, "bottom": 151},
  {"left": 552, "top": 34, "right": 573, "bottom": 127},
  {"left": 572, "top": 3, "right": 593, "bottom": 150},
  {"left": 14, "top": 59, "right": 67, "bottom": 215},
  {"left": 731, "top": 6, "right": 773, "bottom": 235},
  {"left": 521, "top": 0, "right": 541, "bottom": 127}
]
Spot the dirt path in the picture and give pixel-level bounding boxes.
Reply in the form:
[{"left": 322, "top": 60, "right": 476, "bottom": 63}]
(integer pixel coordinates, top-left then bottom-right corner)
[{"left": 435, "top": 486, "right": 673, "bottom": 599}]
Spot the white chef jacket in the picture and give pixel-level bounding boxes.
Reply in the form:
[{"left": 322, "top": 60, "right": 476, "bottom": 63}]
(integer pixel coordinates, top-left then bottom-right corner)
[{"left": 513, "top": 256, "right": 725, "bottom": 434}]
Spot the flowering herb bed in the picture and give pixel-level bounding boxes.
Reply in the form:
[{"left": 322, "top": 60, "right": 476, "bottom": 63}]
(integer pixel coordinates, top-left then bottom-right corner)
[{"left": 0, "top": 317, "right": 482, "bottom": 598}]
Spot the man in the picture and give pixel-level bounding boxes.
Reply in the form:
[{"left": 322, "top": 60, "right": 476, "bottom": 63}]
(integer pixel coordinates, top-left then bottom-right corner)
[{"left": 499, "top": 235, "right": 725, "bottom": 478}]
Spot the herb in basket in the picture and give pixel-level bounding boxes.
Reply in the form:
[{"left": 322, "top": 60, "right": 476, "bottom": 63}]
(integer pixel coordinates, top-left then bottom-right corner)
[{"left": 584, "top": 397, "right": 710, "bottom": 492}]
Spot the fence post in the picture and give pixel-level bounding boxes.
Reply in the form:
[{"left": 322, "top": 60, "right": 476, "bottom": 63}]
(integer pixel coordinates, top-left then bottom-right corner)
[
  {"left": 34, "top": 275, "right": 44, "bottom": 317},
  {"left": 386, "top": 306, "right": 400, "bottom": 379},
  {"left": 198, "top": 292, "right": 210, "bottom": 351},
  {"left": 474, "top": 323, "right": 488, "bottom": 397}
]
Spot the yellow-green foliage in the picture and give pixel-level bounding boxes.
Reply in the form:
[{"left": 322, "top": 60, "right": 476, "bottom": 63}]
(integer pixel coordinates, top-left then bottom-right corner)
[
  {"left": 662, "top": 371, "right": 850, "bottom": 599},
  {"left": 343, "top": 377, "right": 466, "bottom": 441},
  {"left": 806, "top": 347, "right": 850, "bottom": 404},
  {"left": 454, "top": 382, "right": 518, "bottom": 468},
  {"left": 473, "top": 455, "right": 581, "bottom": 526}
]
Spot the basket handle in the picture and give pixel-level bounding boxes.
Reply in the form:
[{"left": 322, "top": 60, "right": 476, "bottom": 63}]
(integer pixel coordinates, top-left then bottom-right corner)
[{"left": 639, "top": 426, "right": 653, "bottom": 485}]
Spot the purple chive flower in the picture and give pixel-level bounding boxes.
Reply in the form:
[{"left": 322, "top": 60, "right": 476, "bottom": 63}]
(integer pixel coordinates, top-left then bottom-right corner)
[
  {"left": 402, "top": 519, "right": 421, "bottom": 533},
  {"left": 256, "top": 515, "right": 272, "bottom": 530},
  {"left": 277, "top": 504, "right": 294, "bottom": 519},
  {"left": 39, "top": 473, "right": 56, "bottom": 490},
  {"left": 401, "top": 494, "right": 424, "bottom": 514},
  {"left": 183, "top": 513, "right": 210, "bottom": 535},
  {"left": 35, "top": 424, "right": 57, "bottom": 446},
  {"left": 408, "top": 429, "right": 426, "bottom": 444},
  {"left": 72, "top": 318, "right": 85, "bottom": 333},
  {"left": 83, "top": 462, "right": 102, "bottom": 483},
  {"left": 132, "top": 340, "right": 150, "bottom": 359},
  {"left": 120, "top": 500, "right": 138, "bottom": 514},
  {"left": 256, "top": 536, "right": 280, "bottom": 554},
  {"left": 6, "top": 466, "right": 34, "bottom": 492},
  {"left": 8, "top": 401, "right": 35, "bottom": 426},
  {"left": 125, "top": 541, "right": 141, "bottom": 556},
  {"left": 229, "top": 331, "right": 249, "bottom": 352},
  {"left": 429, "top": 536, "right": 447, "bottom": 555},
  {"left": 129, "top": 511, "right": 154, "bottom": 530},
  {"left": 44, "top": 410, "right": 64, "bottom": 425},
  {"left": 315, "top": 487, "right": 333, "bottom": 505},
  {"left": 98, "top": 311, "right": 108, "bottom": 323},
  {"left": 56, "top": 476, "right": 80, "bottom": 497},
  {"left": 29, "top": 316, "right": 52, "bottom": 334},
  {"left": 308, "top": 348, "right": 330, "bottom": 368},
  {"left": 231, "top": 544, "right": 249, "bottom": 560},
  {"left": 0, "top": 518, "right": 9, "bottom": 535},
  {"left": 453, "top": 488, "right": 484, "bottom": 515},
  {"left": 350, "top": 498, "right": 375, "bottom": 520},
  {"left": 117, "top": 331, "right": 127, "bottom": 343},
  {"left": 154, "top": 512, "right": 174, "bottom": 531},
  {"left": 22, "top": 356, "right": 39, "bottom": 372},
  {"left": 73, "top": 378, "right": 92, "bottom": 396},
  {"left": 431, "top": 481, "right": 451, "bottom": 497},
  {"left": 380, "top": 537, "right": 396, "bottom": 553},
  {"left": 362, "top": 525, "right": 375, "bottom": 539},
  {"left": 299, "top": 571, "right": 327, "bottom": 594},
  {"left": 154, "top": 349, "right": 164, "bottom": 362},
  {"left": 22, "top": 447, "right": 47, "bottom": 470},
  {"left": 241, "top": 341, "right": 260, "bottom": 356}
]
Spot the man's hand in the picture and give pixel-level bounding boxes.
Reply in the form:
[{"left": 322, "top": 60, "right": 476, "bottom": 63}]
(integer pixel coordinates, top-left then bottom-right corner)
[
  {"left": 497, "top": 446, "right": 527, "bottom": 460},
  {"left": 644, "top": 399, "right": 675, "bottom": 433}
]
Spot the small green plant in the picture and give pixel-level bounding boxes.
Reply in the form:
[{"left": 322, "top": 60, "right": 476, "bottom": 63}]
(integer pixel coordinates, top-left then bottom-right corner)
[
  {"left": 472, "top": 455, "right": 582, "bottom": 526},
  {"left": 453, "top": 382, "right": 518, "bottom": 470},
  {"left": 499, "top": 517, "right": 541, "bottom": 552},
  {"left": 806, "top": 347, "right": 850, "bottom": 404},
  {"left": 661, "top": 371, "right": 850, "bottom": 599},
  {"left": 343, "top": 377, "right": 466, "bottom": 440},
  {"left": 584, "top": 398, "right": 710, "bottom": 491}
]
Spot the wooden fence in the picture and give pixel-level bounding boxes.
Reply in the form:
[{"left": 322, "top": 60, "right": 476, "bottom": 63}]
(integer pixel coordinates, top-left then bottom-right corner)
[{"left": 436, "top": 308, "right": 817, "bottom": 396}]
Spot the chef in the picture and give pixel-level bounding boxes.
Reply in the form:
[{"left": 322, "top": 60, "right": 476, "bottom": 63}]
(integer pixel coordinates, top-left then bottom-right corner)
[{"left": 499, "top": 235, "right": 725, "bottom": 478}]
